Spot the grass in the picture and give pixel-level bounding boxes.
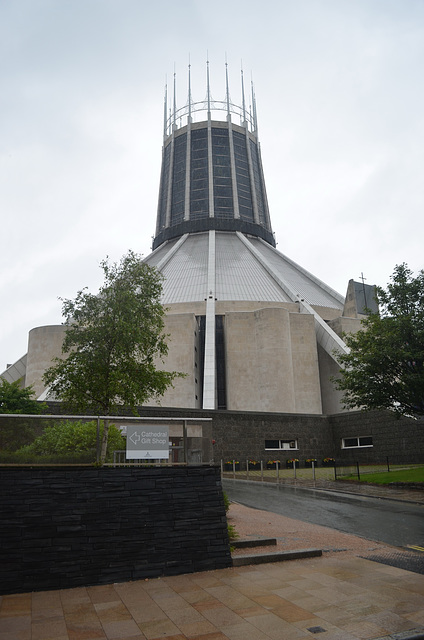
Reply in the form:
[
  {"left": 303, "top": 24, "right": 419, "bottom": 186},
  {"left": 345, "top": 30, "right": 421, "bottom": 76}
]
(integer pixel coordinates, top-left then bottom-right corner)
[
  {"left": 227, "top": 523, "right": 239, "bottom": 541},
  {"left": 343, "top": 466, "right": 424, "bottom": 485}
]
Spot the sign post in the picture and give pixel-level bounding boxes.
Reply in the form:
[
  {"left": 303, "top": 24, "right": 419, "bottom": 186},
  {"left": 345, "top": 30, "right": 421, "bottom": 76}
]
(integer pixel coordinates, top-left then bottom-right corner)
[{"left": 126, "top": 425, "right": 169, "bottom": 460}]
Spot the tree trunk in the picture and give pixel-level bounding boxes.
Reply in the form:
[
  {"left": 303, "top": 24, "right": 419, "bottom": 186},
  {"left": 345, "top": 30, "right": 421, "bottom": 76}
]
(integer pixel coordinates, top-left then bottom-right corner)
[{"left": 100, "top": 418, "right": 110, "bottom": 463}]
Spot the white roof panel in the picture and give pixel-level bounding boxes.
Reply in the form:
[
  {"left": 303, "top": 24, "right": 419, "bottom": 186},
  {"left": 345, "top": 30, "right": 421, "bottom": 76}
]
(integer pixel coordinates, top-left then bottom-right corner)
[
  {"left": 215, "top": 233, "right": 291, "bottom": 302},
  {"left": 157, "top": 233, "right": 209, "bottom": 303},
  {"left": 144, "top": 231, "right": 344, "bottom": 309},
  {"left": 248, "top": 237, "right": 344, "bottom": 309}
]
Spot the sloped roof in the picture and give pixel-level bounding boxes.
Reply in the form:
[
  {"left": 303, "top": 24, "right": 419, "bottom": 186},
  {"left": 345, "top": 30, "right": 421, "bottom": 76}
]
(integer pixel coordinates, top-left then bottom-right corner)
[
  {"left": 0, "top": 354, "right": 27, "bottom": 384},
  {"left": 144, "top": 231, "right": 344, "bottom": 310}
]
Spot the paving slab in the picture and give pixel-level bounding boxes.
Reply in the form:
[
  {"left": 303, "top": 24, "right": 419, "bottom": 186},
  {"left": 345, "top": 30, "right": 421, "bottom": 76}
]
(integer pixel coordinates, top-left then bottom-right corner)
[{"left": 1, "top": 488, "right": 424, "bottom": 640}]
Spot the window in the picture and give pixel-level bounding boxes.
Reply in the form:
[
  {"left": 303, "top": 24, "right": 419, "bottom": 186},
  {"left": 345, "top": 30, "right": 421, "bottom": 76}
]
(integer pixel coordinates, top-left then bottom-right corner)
[
  {"left": 190, "top": 129, "right": 209, "bottom": 219},
  {"left": 265, "top": 439, "right": 298, "bottom": 450},
  {"left": 342, "top": 436, "right": 373, "bottom": 449},
  {"left": 170, "top": 134, "right": 187, "bottom": 224}
]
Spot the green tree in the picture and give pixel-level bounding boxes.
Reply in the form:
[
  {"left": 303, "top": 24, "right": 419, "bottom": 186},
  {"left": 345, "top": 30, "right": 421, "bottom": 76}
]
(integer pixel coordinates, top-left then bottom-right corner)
[
  {"left": 43, "top": 250, "right": 182, "bottom": 460},
  {"left": 0, "top": 379, "right": 46, "bottom": 414},
  {"left": 334, "top": 263, "right": 424, "bottom": 417},
  {"left": 18, "top": 420, "right": 125, "bottom": 462}
]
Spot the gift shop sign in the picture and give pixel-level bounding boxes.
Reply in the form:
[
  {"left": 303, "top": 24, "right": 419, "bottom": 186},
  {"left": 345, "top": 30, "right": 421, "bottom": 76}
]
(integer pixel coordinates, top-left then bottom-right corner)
[{"left": 125, "top": 425, "right": 169, "bottom": 459}]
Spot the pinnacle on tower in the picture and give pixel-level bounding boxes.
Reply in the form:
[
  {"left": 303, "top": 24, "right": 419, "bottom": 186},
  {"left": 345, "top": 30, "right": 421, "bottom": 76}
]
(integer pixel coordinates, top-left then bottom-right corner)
[{"left": 154, "top": 60, "right": 274, "bottom": 250}]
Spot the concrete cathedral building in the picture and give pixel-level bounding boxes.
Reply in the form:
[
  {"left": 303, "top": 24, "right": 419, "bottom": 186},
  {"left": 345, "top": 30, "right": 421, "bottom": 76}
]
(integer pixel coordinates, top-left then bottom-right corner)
[{"left": 2, "top": 63, "right": 376, "bottom": 416}]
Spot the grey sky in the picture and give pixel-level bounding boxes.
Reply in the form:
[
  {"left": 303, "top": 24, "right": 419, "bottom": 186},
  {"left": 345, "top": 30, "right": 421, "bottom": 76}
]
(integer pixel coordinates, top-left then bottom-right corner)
[{"left": 1, "top": 0, "right": 423, "bottom": 368}]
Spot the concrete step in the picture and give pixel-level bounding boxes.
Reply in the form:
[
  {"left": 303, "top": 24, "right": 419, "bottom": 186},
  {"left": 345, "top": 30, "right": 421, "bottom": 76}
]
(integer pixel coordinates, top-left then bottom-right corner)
[
  {"left": 232, "top": 537, "right": 277, "bottom": 549},
  {"left": 232, "top": 548, "right": 322, "bottom": 566}
]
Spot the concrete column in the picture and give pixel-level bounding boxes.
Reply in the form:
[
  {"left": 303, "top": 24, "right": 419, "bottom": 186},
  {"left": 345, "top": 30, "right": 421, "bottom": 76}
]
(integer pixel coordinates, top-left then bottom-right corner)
[
  {"left": 227, "top": 117, "right": 240, "bottom": 219},
  {"left": 184, "top": 123, "right": 191, "bottom": 221},
  {"left": 244, "top": 127, "right": 259, "bottom": 224},
  {"left": 256, "top": 139, "right": 272, "bottom": 230},
  {"left": 203, "top": 230, "right": 216, "bottom": 409},
  {"left": 207, "top": 118, "right": 214, "bottom": 218},
  {"left": 165, "top": 134, "right": 175, "bottom": 228}
]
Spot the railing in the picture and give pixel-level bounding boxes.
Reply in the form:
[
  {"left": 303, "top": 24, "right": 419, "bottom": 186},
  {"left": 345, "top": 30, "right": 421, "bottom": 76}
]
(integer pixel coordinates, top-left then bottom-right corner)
[{"left": 221, "top": 459, "right": 423, "bottom": 484}]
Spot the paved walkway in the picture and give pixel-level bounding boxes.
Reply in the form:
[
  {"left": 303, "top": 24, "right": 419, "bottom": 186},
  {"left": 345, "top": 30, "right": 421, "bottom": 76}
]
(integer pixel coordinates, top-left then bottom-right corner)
[{"left": 1, "top": 484, "right": 424, "bottom": 640}]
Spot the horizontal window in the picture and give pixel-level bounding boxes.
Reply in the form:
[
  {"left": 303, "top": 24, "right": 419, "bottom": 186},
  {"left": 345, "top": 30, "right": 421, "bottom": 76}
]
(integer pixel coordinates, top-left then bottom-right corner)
[
  {"left": 342, "top": 436, "right": 373, "bottom": 449},
  {"left": 265, "top": 439, "right": 298, "bottom": 450}
]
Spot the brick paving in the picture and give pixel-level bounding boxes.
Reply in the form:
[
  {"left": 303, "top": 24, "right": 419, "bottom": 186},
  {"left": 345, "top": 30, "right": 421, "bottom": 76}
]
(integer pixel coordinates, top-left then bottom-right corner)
[{"left": 1, "top": 483, "right": 424, "bottom": 640}]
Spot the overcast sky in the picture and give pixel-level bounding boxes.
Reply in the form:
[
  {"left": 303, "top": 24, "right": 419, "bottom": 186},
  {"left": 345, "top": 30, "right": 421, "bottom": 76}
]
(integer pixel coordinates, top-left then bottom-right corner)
[{"left": 1, "top": 0, "right": 423, "bottom": 369}]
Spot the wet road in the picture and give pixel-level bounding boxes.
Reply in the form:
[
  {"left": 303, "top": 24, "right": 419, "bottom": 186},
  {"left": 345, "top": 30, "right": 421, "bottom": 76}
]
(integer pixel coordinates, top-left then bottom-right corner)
[{"left": 223, "top": 479, "right": 424, "bottom": 549}]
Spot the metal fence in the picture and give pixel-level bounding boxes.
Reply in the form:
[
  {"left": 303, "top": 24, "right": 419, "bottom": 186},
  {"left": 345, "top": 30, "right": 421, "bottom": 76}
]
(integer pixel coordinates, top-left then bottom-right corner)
[{"left": 220, "top": 458, "right": 423, "bottom": 483}]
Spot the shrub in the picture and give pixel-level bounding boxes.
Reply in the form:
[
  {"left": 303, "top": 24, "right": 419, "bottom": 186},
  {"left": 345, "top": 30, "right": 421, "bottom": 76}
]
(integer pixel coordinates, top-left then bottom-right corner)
[{"left": 16, "top": 420, "right": 125, "bottom": 462}]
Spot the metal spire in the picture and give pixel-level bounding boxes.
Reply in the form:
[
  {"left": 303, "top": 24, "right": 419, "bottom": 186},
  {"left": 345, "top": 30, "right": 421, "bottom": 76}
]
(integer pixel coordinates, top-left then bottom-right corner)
[
  {"left": 225, "top": 57, "right": 231, "bottom": 118},
  {"left": 206, "top": 56, "right": 211, "bottom": 118},
  {"left": 173, "top": 64, "right": 177, "bottom": 130},
  {"left": 188, "top": 56, "right": 192, "bottom": 123},
  {"left": 251, "top": 77, "right": 258, "bottom": 133},
  {"left": 163, "top": 80, "right": 168, "bottom": 139},
  {"left": 240, "top": 63, "right": 246, "bottom": 124}
]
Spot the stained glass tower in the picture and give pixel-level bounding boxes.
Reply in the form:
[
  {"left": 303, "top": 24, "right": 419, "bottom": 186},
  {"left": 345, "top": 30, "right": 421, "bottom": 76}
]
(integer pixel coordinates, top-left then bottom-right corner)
[{"left": 154, "top": 62, "right": 273, "bottom": 250}]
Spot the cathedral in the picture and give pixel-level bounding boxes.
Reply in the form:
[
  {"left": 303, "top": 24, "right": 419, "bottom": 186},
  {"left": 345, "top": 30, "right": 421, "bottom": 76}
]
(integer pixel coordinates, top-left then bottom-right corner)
[{"left": 2, "top": 63, "right": 375, "bottom": 415}]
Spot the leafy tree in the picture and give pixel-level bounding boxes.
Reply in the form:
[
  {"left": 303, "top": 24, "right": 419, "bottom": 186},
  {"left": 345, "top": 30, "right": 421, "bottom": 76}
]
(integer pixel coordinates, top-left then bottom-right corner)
[
  {"left": 43, "top": 250, "right": 182, "bottom": 460},
  {"left": 0, "top": 380, "right": 47, "bottom": 451},
  {"left": 334, "top": 263, "right": 424, "bottom": 417},
  {"left": 0, "top": 379, "right": 46, "bottom": 414},
  {"left": 18, "top": 420, "right": 125, "bottom": 462}
]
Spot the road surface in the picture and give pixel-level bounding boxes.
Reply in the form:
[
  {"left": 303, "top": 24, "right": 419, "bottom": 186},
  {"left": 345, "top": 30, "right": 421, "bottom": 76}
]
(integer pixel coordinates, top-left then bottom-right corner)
[{"left": 223, "top": 479, "right": 424, "bottom": 549}]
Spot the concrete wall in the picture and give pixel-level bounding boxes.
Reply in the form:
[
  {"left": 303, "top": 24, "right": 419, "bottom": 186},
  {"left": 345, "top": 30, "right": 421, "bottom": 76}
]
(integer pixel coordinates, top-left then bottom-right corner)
[
  {"left": 319, "top": 316, "right": 363, "bottom": 414},
  {"left": 25, "top": 325, "right": 67, "bottom": 399},
  {"left": 19, "top": 303, "right": 348, "bottom": 414},
  {"left": 225, "top": 307, "right": 294, "bottom": 412},
  {"left": 328, "top": 316, "right": 363, "bottom": 339},
  {"left": 290, "top": 313, "right": 322, "bottom": 413},
  {"left": 225, "top": 308, "right": 322, "bottom": 414},
  {"left": 0, "top": 466, "right": 231, "bottom": 595},
  {"left": 150, "top": 313, "right": 200, "bottom": 409},
  {"left": 317, "top": 345, "right": 346, "bottom": 415}
]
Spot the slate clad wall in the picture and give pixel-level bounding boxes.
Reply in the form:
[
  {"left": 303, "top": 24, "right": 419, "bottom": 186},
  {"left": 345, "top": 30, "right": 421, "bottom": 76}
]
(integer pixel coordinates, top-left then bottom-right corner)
[
  {"left": 329, "top": 411, "right": 423, "bottom": 464},
  {"left": 0, "top": 466, "right": 231, "bottom": 595},
  {"left": 211, "top": 411, "right": 335, "bottom": 464}
]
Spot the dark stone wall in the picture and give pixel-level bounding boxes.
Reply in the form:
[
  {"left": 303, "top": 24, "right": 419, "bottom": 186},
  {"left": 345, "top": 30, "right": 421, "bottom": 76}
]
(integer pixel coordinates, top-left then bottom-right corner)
[
  {"left": 329, "top": 410, "right": 423, "bottom": 464},
  {"left": 210, "top": 411, "right": 336, "bottom": 465},
  {"left": 0, "top": 466, "right": 231, "bottom": 595},
  {"left": 1, "top": 403, "right": 423, "bottom": 466}
]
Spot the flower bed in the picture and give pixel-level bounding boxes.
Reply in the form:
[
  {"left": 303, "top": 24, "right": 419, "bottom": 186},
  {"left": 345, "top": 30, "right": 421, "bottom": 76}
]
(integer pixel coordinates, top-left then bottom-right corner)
[
  {"left": 224, "top": 461, "right": 240, "bottom": 471},
  {"left": 286, "top": 458, "right": 299, "bottom": 469},
  {"left": 266, "top": 461, "right": 280, "bottom": 470},
  {"left": 322, "top": 458, "right": 335, "bottom": 467},
  {"left": 304, "top": 459, "right": 318, "bottom": 468}
]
